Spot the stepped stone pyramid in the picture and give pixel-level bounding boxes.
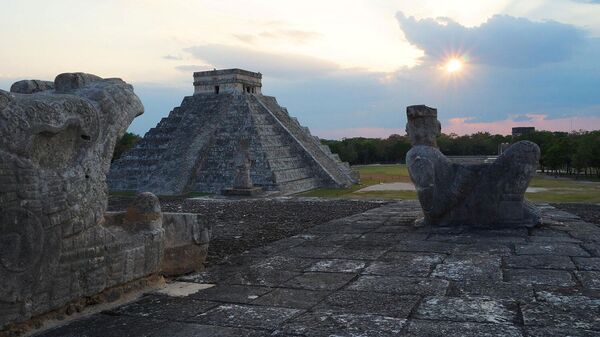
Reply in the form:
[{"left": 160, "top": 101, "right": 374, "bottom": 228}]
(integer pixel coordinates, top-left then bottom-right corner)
[{"left": 108, "top": 69, "right": 358, "bottom": 195}]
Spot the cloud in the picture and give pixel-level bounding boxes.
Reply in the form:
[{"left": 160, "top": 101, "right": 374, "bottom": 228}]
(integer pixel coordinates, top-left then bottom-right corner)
[
  {"left": 162, "top": 54, "right": 182, "bottom": 60},
  {"left": 123, "top": 14, "right": 600, "bottom": 139},
  {"left": 233, "top": 22, "right": 321, "bottom": 45},
  {"left": 175, "top": 64, "right": 212, "bottom": 73},
  {"left": 444, "top": 114, "right": 600, "bottom": 135},
  {"left": 396, "top": 12, "right": 584, "bottom": 68},
  {"left": 183, "top": 44, "right": 340, "bottom": 79}
]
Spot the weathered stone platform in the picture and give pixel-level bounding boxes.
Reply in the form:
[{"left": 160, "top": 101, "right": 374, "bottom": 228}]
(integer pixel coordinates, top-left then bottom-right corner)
[{"left": 32, "top": 201, "right": 600, "bottom": 336}]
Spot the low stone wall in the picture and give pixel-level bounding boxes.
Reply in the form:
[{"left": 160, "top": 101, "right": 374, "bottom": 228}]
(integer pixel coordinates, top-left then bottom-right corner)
[{"left": 161, "top": 212, "right": 211, "bottom": 276}]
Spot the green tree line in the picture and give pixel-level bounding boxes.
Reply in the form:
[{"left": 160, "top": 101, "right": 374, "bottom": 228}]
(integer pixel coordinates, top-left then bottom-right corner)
[
  {"left": 113, "top": 130, "right": 600, "bottom": 178},
  {"left": 322, "top": 130, "right": 600, "bottom": 178}
]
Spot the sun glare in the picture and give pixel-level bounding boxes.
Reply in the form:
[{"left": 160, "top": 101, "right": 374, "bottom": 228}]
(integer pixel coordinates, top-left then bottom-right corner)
[{"left": 445, "top": 58, "right": 463, "bottom": 73}]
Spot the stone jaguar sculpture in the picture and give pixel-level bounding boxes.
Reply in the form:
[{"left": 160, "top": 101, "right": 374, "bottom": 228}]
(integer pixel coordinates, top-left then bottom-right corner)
[{"left": 405, "top": 105, "right": 541, "bottom": 227}]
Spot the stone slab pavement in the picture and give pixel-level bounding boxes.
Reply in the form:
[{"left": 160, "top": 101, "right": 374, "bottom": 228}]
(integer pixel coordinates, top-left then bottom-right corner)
[{"left": 34, "top": 201, "right": 600, "bottom": 336}]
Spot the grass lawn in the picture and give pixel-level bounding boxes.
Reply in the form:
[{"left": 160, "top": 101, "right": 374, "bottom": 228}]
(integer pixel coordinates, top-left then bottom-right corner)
[
  {"left": 300, "top": 164, "right": 600, "bottom": 203},
  {"left": 526, "top": 176, "right": 600, "bottom": 203},
  {"left": 299, "top": 164, "right": 417, "bottom": 200}
]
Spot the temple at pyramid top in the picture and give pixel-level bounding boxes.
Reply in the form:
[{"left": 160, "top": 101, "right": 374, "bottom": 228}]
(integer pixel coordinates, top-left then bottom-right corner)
[
  {"left": 193, "top": 68, "right": 262, "bottom": 95},
  {"left": 108, "top": 69, "right": 358, "bottom": 196}
]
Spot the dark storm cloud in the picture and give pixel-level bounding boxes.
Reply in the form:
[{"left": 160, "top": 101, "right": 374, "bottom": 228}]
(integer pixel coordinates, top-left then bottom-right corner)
[{"left": 396, "top": 12, "right": 584, "bottom": 68}]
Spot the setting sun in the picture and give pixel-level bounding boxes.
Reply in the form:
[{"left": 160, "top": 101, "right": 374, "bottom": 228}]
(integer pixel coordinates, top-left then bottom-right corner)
[{"left": 445, "top": 58, "right": 463, "bottom": 73}]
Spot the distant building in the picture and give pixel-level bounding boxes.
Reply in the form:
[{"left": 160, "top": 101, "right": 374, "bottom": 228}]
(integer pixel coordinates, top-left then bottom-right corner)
[
  {"left": 193, "top": 68, "right": 262, "bottom": 95},
  {"left": 512, "top": 127, "right": 535, "bottom": 137}
]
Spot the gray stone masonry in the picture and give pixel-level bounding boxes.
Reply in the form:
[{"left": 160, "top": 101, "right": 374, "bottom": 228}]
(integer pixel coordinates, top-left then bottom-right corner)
[
  {"left": 32, "top": 201, "right": 600, "bottom": 336},
  {"left": 108, "top": 71, "right": 357, "bottom": 195},
  {"left": 0, "top": 74, "right": 211, "bottom": 330}
]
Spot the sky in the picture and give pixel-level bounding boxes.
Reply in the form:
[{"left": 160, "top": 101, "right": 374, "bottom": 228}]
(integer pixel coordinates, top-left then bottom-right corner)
[{"left": 1, "top": 0, "right": 600, "bottom": 139}]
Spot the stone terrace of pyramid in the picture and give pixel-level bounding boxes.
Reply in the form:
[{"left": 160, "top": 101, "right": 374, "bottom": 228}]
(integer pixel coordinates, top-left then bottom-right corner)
[{"left": 108, "top": 69, "right": 358, "bottom": 195}]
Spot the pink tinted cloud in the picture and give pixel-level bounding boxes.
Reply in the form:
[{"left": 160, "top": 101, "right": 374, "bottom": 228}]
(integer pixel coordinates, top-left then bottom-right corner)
[
  {"left": 312, "top": 114, "right": 600, "bottom": 139},
  {"left": 444, "top": 114, "right": 600, "bottom": 135},
  {"left": 312, "top": 127, "right": 404, "bottom": 139}
]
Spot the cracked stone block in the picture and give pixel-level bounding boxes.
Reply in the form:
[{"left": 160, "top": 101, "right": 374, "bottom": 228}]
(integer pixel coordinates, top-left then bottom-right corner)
[
  {"left": 451, "top": 243, "right": 513, "bottom": 256},
  {"left": 576, "top": 271, "right": 600, "bottom": 290},
  {"left": 306, "top": 259, "right": 367, "bottom": 273},
  {"left": 526, "top": 327, "right": 600, "bottom": 337},
  {"left": 403, "top": 320, "right": 523, "bottom": 337},
  {"left": 252, "top": 288, "right": 330, "bottom": 309},
  {"left": 415, "top": 296, "right": 518, "bottom": 324},
  {"left": 304, "top": 234, "right": 362, "bottom": 247},
  {"left": 573, "top": 257, "right": 600, "bottom": 271},
  {"left": 313, "top": 291, "right": 419, "bottom": 318},
  {"left": 364, "top": 253, "right": 444, "bottom": 277},
  {"left": 177, "top": 265, "right": 242, "bottom": 284},
  {"left": 190, "top": 285, "right": 272, "bottom": 303},
  {"left": 248, "top": 255, "right": 319, "bottom": 272},
  {"left": 33, "top": 314, "right": 166, "bottom": 337},
  {"left": 347, "top": 275, "right": 449, "bottom": 295},
  {"left": 355, "top": 233, "right": 428, "bottom": 247},
  {"left": 283, "top": 272, "right": 356, "bottom": 291},
  {"left": 427, "top": 234, "right": 527, "bottom": 245},
  {"left": 504, "top": 255, "right": 575, "bottom": 270},
  {"left": 105, "top": 294, "right": 219, "bottom": 321},
  {"left": 224, "top": 268, "right": 300, "bottom": 287},
  {"left": 583, "top": 243, "right": 600, "bottom": 257},
  {"left": 528, "top": 236, "right": 582, "bottom": 243},
  {"left": 531, "top": 327, "right": 600, "bottom": 337},
  {"left": 535, "top": 290, "right": 600, "bottom": 304},
  {"left": 432, "top": 255, "right": 501, "bottom": 281},
  {"left": 515, "top": 243, "right": 589, "bottom": 256},
  {"left": 448, "top": 281, "right": 534, "bottom": 300},
  {"left": 522, "top": 296, "right": 600, "bottom": 330},
  {"left": 278, "top": 311, "right": 406, "bottom": 337},
  {"left": 149, "top": 322, "right": 264, "bottom": 337},
  {"left": 281, "top": 246, "right": 340, "bottom": 259},
  {"left": 392, "top": 241, "right": 457, "bottom": 254},
  {"left": 193, "top": 304, "right": 302, "bottom": 330},
  {"left": 306, "top": 223, "right": 368, "bottom": 234},
  {"left": 505, "top": 269, "right": 575, "bottom": 286},
  {"left": 328, "top": 247, "right": 388, "bottom": 260}
]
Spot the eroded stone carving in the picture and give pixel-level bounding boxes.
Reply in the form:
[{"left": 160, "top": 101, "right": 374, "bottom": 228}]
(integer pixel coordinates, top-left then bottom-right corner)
[
  {"left": 1, "top": 73, "right": 212, "bottom": 329},
  {"left": 0, "top": 74, "right": 147, "bottom": 329},
  {"left": 223, "top": 138, "right": 263, "bottom": 196},
  {"left": 405, "top": 105, "right": 540, "bottom": 227}
]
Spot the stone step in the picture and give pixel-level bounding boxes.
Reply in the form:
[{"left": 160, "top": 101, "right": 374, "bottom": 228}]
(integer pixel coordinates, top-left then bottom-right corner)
[
  {"left": 262, "top": 146, "right": 294, "bottom": 159},
  {"left": 320, "top": 145, "right": 332, "bottom": 155},
  {"left": 276, "top": 177, "right": 323, "bottom": 194},
  {"left": 255, "top": 95, "right": 356, "bottom": 188},
  {"left": 254, "top": 124, "right": 278, "bottom": 136},
  {"left": 267, "top": 157, "right": 306, "bottom": 171},
  {"left": 272, "top": 167, "right": 313, "bottom": 183},
  {"left": 259, "top": 134, "right": 287, "bottom": 147}
]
